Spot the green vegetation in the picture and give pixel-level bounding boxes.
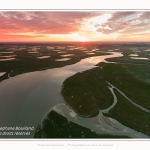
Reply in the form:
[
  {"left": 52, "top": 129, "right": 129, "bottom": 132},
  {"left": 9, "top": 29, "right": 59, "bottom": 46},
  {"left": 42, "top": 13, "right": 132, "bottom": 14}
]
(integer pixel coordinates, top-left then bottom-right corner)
[
  {"left": 0, "top": 44, "right": 109, "bottom": 83},
  {"left": 61, "top": 67, "right": 114, "bottom": 117},
  {"left": 61, "top": 47, "right": 150, "bottom": 136},
  {"left": 62, "top": 60, "right": 150, "bottom": 118},
  {"left": 123, "top": 64, "right": 150, "bottom": 84},
  {"left": 96, "top": 64, "right": 150, "bottom": 111},
  {"left": 34, "top": 110, "right": 130, "bottom": 138},
  {"left": 104, "top": 89, "right": 150, "bottom": 136}
]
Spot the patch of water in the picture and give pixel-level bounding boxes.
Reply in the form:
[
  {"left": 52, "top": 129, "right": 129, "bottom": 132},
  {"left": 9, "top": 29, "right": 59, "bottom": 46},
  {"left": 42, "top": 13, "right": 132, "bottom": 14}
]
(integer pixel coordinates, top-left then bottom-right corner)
[
  {"left": 37, "top": 56, "right": 50, "bottom": 59},
  {"left": 57, "top": 52, "right": 67, "bottom": 54},
  {"left": 55, "top": 58, "right": 71, "bottom": 61},
  {"left": 130, "top": 57, "right": 149, "bottom": 60},
  {"left": 60, "top": 54, "right": 75, "bottom": 57},
  {"left": 0, "top": 58, "right": 16, "bottom": 61},
  {"left": 86, "top": 53, "right": 95, "bottom": 55},
  {"left": 0, "top": 55, "right": 17, "bottom": 58},
  {"left": 143, "top": 49, "right": 150, "bottom": 51},
  {"left": 0, "top": 72, "right": 6, "bottom": 77},
  {"left": 0, "top": 51, "right": 14, "bottom": 54},
  {"left": 129, "top": 54, "right": 139, "bottom": 57},
  {"left": 28, "top": 52, "right": 39, "bottom": 54},
  {"left": 53, "top": 50, "right": 61, "bottom": 52}
]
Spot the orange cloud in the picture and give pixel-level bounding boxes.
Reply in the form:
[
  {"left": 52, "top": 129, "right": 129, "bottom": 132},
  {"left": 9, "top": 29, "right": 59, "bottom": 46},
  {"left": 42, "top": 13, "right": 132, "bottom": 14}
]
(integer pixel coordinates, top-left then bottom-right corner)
[{"left": 0, "top": 11, "right": 150, "bottom": 42}]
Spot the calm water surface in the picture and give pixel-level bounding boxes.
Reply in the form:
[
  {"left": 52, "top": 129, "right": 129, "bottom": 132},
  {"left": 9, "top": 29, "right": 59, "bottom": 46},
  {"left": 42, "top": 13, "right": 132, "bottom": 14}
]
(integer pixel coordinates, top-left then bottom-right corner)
[{"left": 0, "top": 52, "right": 127, "bottom": 138}]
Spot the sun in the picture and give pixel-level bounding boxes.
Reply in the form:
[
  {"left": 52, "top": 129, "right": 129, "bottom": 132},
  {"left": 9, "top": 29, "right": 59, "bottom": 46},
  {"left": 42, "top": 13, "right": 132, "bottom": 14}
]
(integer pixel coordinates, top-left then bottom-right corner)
[
  {"left": 70, "top": 33, "right": 89, "bottom": 42},
  {"left": 78, "top": 36, "right": 88, "bottom": 42}
]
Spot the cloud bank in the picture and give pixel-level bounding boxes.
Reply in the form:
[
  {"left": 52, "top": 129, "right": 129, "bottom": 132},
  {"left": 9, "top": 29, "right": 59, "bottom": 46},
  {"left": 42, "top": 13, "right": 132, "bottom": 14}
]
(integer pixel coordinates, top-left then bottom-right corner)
[{"left": 0, "top": 11, "right": 150, "bottom": 42}]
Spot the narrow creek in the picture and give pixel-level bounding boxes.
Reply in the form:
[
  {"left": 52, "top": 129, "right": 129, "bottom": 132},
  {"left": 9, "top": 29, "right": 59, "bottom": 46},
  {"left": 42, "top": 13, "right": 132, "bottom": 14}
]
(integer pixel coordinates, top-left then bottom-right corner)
[
  {"left": 51, "top": 86, "right": 149, "bottom": 138},
  {"left": 107, "top": 82, "right": 150, "bottom": 113}
]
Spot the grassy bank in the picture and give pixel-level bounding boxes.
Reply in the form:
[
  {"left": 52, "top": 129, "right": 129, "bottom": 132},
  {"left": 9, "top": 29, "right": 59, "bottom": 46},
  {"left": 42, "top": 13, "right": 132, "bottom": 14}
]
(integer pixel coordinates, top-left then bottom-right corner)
[
  {"left": 61, "top": 67, "right": 114, "bottom": 117},
  {"left": 104, "top": 89, "right": 150, "bottom": 136}
]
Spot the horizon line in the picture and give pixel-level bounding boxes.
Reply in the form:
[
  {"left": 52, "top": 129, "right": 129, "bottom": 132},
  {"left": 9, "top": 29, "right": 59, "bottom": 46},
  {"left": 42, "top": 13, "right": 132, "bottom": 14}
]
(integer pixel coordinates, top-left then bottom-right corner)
[{"left": 0, "top": 41, "right": 150, "bottom": 43}]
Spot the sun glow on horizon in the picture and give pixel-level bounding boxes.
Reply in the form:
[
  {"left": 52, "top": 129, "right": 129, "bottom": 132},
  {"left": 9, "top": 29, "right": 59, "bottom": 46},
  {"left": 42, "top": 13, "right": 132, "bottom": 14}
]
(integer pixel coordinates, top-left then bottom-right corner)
[
  {"left": 75, "top": 36, "right": 89, "bottom": 42},
  {"left": 70, "top": 33, "right": 89, "bottom": 42},
  {"left": 1, "top": 12, "right": 150, "bottom": 42},
  {"left": 79, "top": 37, "right": 88, "bottom": 42}
]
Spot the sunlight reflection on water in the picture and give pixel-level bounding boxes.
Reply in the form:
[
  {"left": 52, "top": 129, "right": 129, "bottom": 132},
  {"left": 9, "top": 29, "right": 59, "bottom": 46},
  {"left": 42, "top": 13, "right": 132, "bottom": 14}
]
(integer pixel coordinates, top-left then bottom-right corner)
[{"left": 0, "top": 52, "right": 123, "bottom": 138}]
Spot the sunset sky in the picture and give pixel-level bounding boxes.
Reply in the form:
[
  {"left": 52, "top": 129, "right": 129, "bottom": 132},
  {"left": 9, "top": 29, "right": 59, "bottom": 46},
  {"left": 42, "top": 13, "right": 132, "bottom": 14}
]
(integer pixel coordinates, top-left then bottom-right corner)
[{"left": 0, "top": 11, "right": 150, "bottom": 42}]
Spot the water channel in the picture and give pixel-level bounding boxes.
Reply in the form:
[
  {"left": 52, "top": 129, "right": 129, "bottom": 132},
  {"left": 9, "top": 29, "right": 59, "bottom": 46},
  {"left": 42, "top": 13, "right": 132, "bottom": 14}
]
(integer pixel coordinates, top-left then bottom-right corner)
[{"left": 0, "top": 52, "right": 148, "bottom": 138}]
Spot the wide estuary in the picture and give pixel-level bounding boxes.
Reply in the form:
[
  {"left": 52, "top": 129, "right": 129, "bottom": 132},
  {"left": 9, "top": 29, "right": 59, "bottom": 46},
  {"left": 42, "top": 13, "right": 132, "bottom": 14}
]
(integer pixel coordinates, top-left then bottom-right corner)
[{"left": 0, "top": 51, "right": 149, "bottom": 138}]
